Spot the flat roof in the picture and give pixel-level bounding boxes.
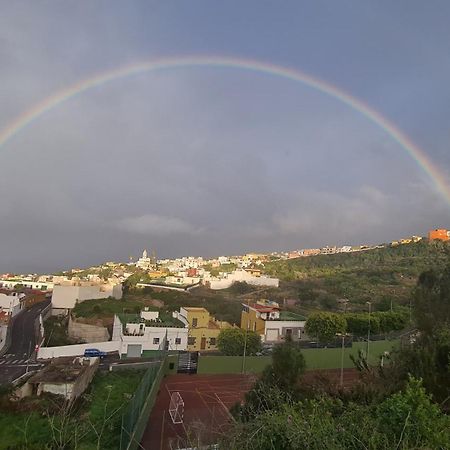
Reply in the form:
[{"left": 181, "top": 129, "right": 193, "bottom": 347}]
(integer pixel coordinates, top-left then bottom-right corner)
[{"left": 183, "top": 307, "right": 208, "bottom": 312}]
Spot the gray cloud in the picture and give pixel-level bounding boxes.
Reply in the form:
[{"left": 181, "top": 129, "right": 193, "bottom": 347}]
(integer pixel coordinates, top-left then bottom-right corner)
[{"left": 1, "top": 1, "right": 450, "bottom": 273}]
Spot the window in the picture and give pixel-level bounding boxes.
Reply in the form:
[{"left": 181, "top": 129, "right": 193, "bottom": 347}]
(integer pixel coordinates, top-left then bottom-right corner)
[
  {"left": 188, "top": 337, "right": 196, "bottom": 345},
  {"left": 192, "top": 318, "right": 198, "bottom": 328},
  {"left": 209, "top": 337, "right": 216, "bottom": 346},
  {"left": 175, "top": 338, "right": 182, "bottom": 345},
  {"left": 153, "top": 338, "right": 160, "bottom": 344},
  {"left": 253, "top": 322, "right": 256, "bottom": 332}
]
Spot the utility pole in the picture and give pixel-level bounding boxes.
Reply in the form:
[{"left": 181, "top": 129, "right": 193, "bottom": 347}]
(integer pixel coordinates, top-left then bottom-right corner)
[
  {"left": 241, "top": 301, "right": 250, "bottom": 374},
  {"left": 366, "top": 301, "right": 372, "bottom": 362}
]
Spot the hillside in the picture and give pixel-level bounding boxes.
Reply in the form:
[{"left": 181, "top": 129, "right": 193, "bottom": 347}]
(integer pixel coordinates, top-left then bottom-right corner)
[{"left": 264, "top": 240, "right": 450, "bottom": 312}]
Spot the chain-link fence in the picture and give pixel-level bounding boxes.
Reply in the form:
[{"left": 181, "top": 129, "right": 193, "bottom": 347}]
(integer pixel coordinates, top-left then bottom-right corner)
[{"left": 120, "top": 354, "right": 167, "bottom": 450}]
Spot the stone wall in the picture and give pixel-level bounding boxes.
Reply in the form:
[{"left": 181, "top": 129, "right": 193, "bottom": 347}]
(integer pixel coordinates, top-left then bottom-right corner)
[{"left": 68, "top": 315, "right": 109, "bottom": 343}]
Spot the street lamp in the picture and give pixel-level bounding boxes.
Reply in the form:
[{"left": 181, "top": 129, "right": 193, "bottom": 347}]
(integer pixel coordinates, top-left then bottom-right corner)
[
  {"left": 336, "top": 332, "right": 350, "bottom": 387},
  {"left": 366, "top": 301, "right": 372, "bottom": 362}
]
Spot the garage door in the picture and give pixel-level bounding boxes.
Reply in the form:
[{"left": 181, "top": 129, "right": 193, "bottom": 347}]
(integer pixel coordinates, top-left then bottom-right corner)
[
  {"left": 265, "top": 328, "right": 279, "bottom": 342},
  {"left": 126, "top": 344, "right": 142, "bottom": 358}
]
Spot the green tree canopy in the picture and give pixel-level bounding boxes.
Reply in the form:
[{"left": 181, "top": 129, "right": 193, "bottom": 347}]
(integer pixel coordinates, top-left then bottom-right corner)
[
  {"left": 217, "top": 328, "right": 262, "bottom": 356},
  {"left": 305, "top": 312, "right": 347, "bottom": 342}
]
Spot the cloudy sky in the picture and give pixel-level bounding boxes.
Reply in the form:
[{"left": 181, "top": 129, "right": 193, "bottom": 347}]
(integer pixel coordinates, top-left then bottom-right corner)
[{"left": 1, "top": 1, "right": 450, "bottom": 273}]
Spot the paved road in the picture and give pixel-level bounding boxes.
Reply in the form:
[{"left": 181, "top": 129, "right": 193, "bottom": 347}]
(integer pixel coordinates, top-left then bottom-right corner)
[{"left": 0, "top": 300, "right": 50, "bottom": 384}]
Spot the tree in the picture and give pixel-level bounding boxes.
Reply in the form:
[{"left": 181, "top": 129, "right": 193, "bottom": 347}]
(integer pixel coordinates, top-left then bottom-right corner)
[
  {"left": 305, "top": 312, "right": 346, "bottom": 342},
  {"left": 263, "top": 337, "right": 306, "bottom": 389},
  {"left": 217, "top": 328, "right": 261, "bottom": 356}
]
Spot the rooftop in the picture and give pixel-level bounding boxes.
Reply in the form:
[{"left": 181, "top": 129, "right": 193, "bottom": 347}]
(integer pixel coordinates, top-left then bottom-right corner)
[
  {"left": 119, "top": 312, "right": 185, "bottom": 328},
  {"left": 276, "top": 311, "right": 307, "bottom": 321},
  {"left": 29, "top": 357, "right": 94, "bottom": 384}
]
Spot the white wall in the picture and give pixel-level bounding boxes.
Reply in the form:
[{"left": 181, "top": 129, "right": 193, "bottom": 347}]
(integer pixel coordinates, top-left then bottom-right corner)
[
  {"left": 51, "top": 283, "right": 122, "bottom": 311},
  {"left": 37, "top": 340, "right": 121, "bottom": 359},
  {"left": 0, "top": 293, "right": 24, "bottom": 317},
  {"left": 264, "top": 320, "right": 306, "bottom": 343},
  {"left": 208, "top": 269, "right": 279, "bottom": 290},
  {"left": 121, "top": 325, "right": 188, "bottom": 351}
]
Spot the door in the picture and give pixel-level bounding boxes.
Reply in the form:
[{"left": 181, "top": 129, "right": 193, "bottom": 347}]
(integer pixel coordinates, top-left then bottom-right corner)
[
  {"left": 266, "top": 328, "right": 279, "bottom": 342},
  {"left": 200, "top": 337, "right": 206, "bottom": 350},
  {"left": 126, "top": 344, "right": 142, "bottom": 358}
]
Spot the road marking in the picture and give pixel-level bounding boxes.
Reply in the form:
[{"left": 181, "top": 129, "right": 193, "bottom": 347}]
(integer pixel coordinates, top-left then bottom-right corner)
[
  {"left": 11, "top": 360, "right": 19, "bottom": 364},
  {"left": 0, "top": 360, "right": 6, "bottom": 365}
]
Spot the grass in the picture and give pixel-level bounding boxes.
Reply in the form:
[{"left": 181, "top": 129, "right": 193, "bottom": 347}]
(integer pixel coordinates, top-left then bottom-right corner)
[
  {"left": 197, "top": 340, "right": 399, "bottom": 374},
  {"left": 0, "top": 370, "right": 145, "bottom": 449}
]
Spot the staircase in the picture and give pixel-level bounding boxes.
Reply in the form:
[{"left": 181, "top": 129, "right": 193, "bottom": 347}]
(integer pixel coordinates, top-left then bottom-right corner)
[{"left": 177, "top": 351, "right": 198, "bottom": 374}]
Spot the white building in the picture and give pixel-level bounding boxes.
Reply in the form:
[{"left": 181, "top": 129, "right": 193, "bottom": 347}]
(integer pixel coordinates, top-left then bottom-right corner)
[
  {"left": 136, "top": 249, "right": 154, "bottom": 270},
  {"left": 111, "top": 310, "right": 188, "bottom": 356},
  {"left": 0, "top": 279, "right": 54, "bottom": 291},
  {"left": 0, "top": 292, "right": 25, "bottom": 317},
  {"left": 51, "top": 281, "right": 122, "bottom": 315},
  {"left": 207, "top": 269, "right": 279, "bottom": 290}
]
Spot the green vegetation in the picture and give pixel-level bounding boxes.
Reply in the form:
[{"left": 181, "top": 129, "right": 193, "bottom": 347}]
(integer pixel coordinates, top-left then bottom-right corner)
[
  {"left": 305, "top": 310, "right": 409, "bottom": 341},
  {"left": 43, "top": 316, "right": 77, "bottom": 346},
  {"left": 217, "top": 328, "right": 262, "bottom": 356},
  {"left": 198, "top": 341, "right": 398, "bottom": 373},
  {"left": 0, "top": 370, "right": 145, "bottom": 449},
  {"left": 72, "top": 288, "right": 244, "bottom": 326},
  {"left": 264, "top": 240, "right": 450, "bottom": 311},
  {"left": 224, "top": 377, "right": 450, "bottom": 450},
  {"left": 222, "top": 261, "right": 450, "bottom": 449},
  {"left": 305, "top": 312, "right": 347, "bottom": 342}
]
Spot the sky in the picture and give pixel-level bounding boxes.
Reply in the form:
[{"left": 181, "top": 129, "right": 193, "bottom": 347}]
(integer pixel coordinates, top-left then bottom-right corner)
[{"left": 1, "top": 1, "right": 450, "bottom": 273}]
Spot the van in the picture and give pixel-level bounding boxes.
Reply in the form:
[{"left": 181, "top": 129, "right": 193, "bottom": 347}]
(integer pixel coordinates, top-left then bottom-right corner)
[{"left": 84, "top": 348, "right": 107, "bottom": 358}]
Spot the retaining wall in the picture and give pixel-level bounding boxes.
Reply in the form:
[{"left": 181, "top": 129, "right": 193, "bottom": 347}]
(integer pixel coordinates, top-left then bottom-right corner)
[
  {"left": 68, "top": 315, "right": 109, "bottom": 343},
  {"left": 38, "top": 340, "right": 120, "bottom": 359}
]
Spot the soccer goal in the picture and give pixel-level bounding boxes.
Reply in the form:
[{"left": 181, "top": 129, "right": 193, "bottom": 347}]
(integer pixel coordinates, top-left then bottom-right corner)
[{"left": 169, "top": 391, "right": 184, "bottom": 424}]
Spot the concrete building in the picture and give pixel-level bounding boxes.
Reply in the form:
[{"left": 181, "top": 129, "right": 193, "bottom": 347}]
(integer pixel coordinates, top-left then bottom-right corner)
[
  {"left": 51, "top": 281, "right": 122, "bottom": 315},
  {"left": 176, "top": 307, "right": 234, "bottom": 351},
  {"left": 207, "top": 269, "right": 279, "bottom": 290},
  {"left": 0, "top": 291, "right": 25, "bottom": 317},
  {"left": 240, "top": 300, "right": 307, "bottom": 343},
  {"left": 28, "top": 356, "right": 98, "bottom": 401},
  {"left": 112, "top": 310, "right": 188, "bottom": 357}
]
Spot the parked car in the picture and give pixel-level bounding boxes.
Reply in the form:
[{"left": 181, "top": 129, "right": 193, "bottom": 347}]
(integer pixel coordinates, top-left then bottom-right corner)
[{"left": 84, "top": 348, "right": 107, "bottom": 358}]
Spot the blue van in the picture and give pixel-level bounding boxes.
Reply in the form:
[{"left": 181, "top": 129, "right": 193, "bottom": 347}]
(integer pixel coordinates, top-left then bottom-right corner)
[{"left": 84, "top": 348, "right": 107, "bottom": 358}]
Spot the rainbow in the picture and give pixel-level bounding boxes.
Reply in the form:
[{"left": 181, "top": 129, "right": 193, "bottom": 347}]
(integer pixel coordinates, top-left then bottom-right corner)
[{"left": 1, "top": 55, "right": 449, "bottom": 206}]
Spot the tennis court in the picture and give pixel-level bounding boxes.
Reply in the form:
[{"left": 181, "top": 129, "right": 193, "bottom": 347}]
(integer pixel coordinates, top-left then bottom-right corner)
[{"left": 140, "top": 373, "right": 256, "bottom": 449}]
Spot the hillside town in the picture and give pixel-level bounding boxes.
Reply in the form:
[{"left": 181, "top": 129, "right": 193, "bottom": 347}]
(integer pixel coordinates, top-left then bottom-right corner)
[{"left": 0, "top": 227, "right": 448, "bottom": 448}]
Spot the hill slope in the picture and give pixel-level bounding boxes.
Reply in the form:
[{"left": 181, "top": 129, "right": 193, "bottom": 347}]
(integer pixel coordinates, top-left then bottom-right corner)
[{"left": 264, "top": 240, "right": 450, "bottom": 311}]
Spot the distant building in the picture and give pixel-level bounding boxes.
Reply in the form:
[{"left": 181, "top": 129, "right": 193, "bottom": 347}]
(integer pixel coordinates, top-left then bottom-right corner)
[
  {"left": 240, "top": 300, "right": 307, "bottom": 343},
  {"left": 136, "top": 249, "right": 154, "bottom": 270},
  {"left": 51, "top": 281, "right": 122, "bottom": 315},
  {"left": 0, "top": 291, "right": 25, "bottom": 317},
  {"left": 175, "top": 307, "right": 234, "bottom": 351},
  {"left": 428, "top": 229, "right": 450, "bottom": 241},
  {"left": 207, "top": 269, "right": 279, "bottom": 290}
]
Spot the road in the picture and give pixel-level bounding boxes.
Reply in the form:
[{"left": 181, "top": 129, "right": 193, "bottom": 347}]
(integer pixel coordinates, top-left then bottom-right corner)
[{"left": 0, "top": 300, "right": 50, "bottom": 384}]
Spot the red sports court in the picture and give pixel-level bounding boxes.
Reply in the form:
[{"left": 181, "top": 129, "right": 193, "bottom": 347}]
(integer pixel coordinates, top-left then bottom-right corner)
[{"left": 140, "top": 373, "right": 256, "bottom": 450}]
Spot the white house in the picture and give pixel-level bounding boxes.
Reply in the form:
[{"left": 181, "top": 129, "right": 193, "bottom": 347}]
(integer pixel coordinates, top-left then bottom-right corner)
[
  {"left": 0, "top": 292, "right": 25, "bottom": 317},
  {"left": 207, "top": 269, "right": 279, "bottom": 290},
  {"left": 51, "top": 281, "right": 122, "bottom": 315},
  {"left": 111, "top": 310, "right": 188, "bottom": 356}
]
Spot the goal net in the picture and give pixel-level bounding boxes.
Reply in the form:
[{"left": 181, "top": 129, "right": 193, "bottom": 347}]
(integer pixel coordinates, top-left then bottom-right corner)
[{"left": 169, "top": 391, "right": 184, "bottom": 424}]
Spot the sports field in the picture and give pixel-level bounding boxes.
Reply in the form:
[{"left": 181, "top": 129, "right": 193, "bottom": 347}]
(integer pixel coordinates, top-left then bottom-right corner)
[
  {"left": 140, "top": 373, "right": 256, "bottom": 449},
  {"left": 198, "top": 340, "right": 398, "bottom": 373}
]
